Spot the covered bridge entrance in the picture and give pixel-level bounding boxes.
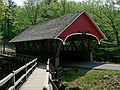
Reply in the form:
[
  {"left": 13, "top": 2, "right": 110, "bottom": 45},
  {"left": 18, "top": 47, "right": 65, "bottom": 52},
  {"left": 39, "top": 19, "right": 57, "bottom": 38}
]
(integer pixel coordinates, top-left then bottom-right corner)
[
  {"left": 10, "top": 11, "right": 106, "bottom": 66},
  {"left": 60, "top": 34, "right": 97, "bottom": 63}
]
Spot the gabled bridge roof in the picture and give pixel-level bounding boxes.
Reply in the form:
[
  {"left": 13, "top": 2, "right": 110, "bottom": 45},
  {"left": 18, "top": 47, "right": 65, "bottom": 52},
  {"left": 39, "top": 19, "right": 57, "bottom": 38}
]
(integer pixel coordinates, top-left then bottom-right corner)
[{"left": 10, "top": 10, "right": 106, "bottom": 43}]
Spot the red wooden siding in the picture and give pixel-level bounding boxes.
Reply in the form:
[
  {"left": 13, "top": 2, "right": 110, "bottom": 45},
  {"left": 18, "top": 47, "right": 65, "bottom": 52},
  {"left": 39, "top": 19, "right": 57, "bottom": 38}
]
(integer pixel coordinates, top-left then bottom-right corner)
[{"left": 57, "top": 11, "right": 106, "bottom": 43}]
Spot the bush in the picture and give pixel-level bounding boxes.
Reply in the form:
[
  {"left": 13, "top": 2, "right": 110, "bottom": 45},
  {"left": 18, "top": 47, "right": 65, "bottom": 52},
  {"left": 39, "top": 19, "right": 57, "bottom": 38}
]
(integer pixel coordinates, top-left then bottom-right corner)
[{"left": 93, "top": 47, "right": 120, "bottom": 63}]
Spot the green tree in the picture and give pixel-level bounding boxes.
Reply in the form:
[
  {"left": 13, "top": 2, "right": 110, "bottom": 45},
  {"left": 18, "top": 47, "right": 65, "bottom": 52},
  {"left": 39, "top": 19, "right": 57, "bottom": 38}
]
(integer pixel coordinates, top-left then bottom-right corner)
[
  {"left": 89, "top": 0, "right": 120, "bottom": 47},
  {"left": 23, "top": 0, "right": 42, "bottom": 25},
  {"left": 0, "top": 0, "right": 16, "bottom": 53},
  {"left": 0, "top": 0, "right": 5, "bottom": 39}
]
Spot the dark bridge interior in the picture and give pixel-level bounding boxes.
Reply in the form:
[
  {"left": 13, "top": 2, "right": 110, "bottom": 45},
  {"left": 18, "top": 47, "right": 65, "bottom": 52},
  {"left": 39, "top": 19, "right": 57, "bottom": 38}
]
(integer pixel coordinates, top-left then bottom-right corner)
[{"left": 59, "top": 34, "right": 97, "bottom": 64}]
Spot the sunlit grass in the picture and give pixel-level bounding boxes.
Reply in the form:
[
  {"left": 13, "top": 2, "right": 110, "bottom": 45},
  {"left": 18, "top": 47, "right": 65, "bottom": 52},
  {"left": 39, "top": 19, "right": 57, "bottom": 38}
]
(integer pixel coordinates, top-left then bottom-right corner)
[{"left": 60, "top": 68, "right": 120, "bottom": 90}]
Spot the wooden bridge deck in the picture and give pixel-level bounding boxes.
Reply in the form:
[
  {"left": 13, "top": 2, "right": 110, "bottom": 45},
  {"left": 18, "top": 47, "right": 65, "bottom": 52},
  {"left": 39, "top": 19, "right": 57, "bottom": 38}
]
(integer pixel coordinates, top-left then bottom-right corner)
[{"left": 18, "top": 64, "right": 46, "bottom": 90}]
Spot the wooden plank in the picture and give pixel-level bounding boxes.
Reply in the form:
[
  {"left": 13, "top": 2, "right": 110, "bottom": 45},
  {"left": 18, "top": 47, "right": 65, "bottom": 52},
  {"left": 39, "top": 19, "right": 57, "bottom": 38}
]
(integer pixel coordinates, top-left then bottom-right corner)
[{"left": 18, "top": 65, "right": 46, "bottom": 90}]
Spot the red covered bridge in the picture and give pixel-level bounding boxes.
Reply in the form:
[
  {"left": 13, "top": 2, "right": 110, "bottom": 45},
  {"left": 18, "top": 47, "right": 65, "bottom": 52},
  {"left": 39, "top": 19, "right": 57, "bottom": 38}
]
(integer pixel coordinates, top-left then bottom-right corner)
[
  {"left": 10, "top": 10, "right": 106, "bottom": 66},
  {"left": 56, "top": 11, "right": 106, "bottom": 43}
]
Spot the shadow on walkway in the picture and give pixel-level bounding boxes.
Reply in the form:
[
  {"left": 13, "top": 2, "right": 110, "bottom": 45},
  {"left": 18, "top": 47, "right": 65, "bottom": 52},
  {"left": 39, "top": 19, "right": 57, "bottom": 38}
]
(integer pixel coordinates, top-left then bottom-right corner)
[{"left": 37, "top": 63, "right": 46, "bottom": 69}]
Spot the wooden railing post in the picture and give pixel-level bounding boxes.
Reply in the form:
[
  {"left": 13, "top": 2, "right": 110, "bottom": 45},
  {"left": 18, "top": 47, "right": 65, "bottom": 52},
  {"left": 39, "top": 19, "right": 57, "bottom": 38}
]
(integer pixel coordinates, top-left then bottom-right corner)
[
  {"left": 32, "top": 61, "right": 34, "bottom": 72},
  {"left": 0, "top": 58, "right": 37, "bottom": 90},
  {"left": 12, "top": 71, "right": 15, "bottom": 90},
  {"left": 25, "top": 64, "right": 27, "bottom": 81},
  {"left": 47, "top": 59, "right": 50, "bottom": 65}
]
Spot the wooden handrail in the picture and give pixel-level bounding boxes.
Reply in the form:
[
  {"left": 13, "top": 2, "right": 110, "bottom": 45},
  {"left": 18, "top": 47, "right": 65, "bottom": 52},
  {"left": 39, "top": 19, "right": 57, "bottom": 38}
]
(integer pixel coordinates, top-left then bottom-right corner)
[
  {"left": 26, "top": 58, "right": 37, "bottom": 66},
  {"left": 43, "top": 59, "right": 59, "bottom": 90},
  {"left": 49, "top": 78, "right": 58, "bottom": 90},
  {"left": 0, "top": 58, "right": 37, "bottom": 90},
  {"left": 43, "top": 59, "right": 50, "bottom": 90},
  {"left": 14, "top": 65, "right": 26, "bottom": 75},
  {"left": 0, "top": 73, "right": 14, "bottom": 87}
]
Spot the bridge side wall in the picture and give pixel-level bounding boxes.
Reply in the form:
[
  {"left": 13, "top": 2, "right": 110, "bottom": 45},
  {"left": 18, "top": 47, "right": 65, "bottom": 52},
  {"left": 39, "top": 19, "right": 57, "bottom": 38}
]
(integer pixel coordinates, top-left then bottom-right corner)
[{"left": 14, "top": 35, "right": 97, "bottom": 66}]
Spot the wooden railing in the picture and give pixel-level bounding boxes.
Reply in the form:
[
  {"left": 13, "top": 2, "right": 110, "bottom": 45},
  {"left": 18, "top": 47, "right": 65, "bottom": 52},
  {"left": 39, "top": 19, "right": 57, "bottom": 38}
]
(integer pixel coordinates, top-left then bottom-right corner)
[
  {"left": 43, "top": 59, "right": 50, "bottom": 90},
  {"left": 0, "top": 58, "right": 37, "bottom": 90},
  {"left": 1, "top": 52, "right": 15, "bottom": 58},
  {"left": 44, "top": 59, "right": 59, "bottom": 90}
]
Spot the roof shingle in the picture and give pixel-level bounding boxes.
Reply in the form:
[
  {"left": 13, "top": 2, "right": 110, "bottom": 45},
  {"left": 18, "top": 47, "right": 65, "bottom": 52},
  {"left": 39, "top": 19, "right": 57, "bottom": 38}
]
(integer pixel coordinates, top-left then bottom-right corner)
[{"left": 10, "top": 11, "right": 82, "bottom": 43}]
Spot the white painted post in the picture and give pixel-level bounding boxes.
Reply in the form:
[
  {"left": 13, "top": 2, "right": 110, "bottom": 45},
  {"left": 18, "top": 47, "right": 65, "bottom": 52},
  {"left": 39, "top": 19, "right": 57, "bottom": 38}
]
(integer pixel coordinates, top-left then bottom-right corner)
[
  {"left": 13, "top": 71, "right": 15, "bottom": 90},
  {"left": 47, "top": 59, "right": 50, "bottom": 65},
  {"left": 31, "top": 63, "right": 33, "bottom": 73}
]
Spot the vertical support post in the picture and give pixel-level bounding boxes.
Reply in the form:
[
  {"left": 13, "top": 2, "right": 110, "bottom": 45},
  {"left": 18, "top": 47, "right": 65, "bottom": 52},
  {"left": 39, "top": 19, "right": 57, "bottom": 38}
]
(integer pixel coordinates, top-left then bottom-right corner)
[
  {"left": 90, "top": 52, "right": 93, "bottom": 61},
  {"left": 32, "top": 61, "right": 34, "bottom": 73},
  {"left": 48, "top": 40, "right": 50, "bottom": 53},
  {"left": 47, "top": 59, "right": 50, "bottom": 72},
  {"left": 90, "top": 42, "right": 97, "bottom": 61},
  {"left": 25, "top": 64, "right": 27, "bottom": 81},
  {"left": 47, "top": 59, "right": 50, "bottom": 66},
  {"left": 55, "top": 57, "right": 59, "bottom": 67},
  {"left": 13, "top": 71, "right": 15, "bottom": 90},
  {"left": 53, "top": 39, "right": 56, "bottom": 53},
  {"left": 55, "top": 43, "right": 61, "bottom": 67}
]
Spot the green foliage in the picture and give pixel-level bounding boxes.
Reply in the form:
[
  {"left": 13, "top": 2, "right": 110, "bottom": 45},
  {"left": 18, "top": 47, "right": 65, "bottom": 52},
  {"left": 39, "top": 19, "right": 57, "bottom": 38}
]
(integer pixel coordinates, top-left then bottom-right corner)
[
  {"left": 60, "top": 68, "right": 89, "bottom": 82},
  {"left": 94, "top": 46, "right": 120, "bottom": 63},
  {"left": 88, "top": 0, "right": 120, "bottom": 46},
  {"left": 60, "top": 68, "right": 120, "bottom": 90},
  {"left": 0, "top": 0, "right": 17, "bottom": 42}
]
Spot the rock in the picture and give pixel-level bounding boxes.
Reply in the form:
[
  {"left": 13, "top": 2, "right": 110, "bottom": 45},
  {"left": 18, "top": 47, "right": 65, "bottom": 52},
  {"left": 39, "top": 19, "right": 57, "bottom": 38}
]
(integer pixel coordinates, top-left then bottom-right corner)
[{"left": 103, "top": 75, "right": 110, "bottom": 79}]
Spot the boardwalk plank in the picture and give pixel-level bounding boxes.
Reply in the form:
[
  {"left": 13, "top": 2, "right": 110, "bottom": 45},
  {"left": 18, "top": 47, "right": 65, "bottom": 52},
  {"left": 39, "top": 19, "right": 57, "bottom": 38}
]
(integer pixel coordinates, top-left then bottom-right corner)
[{"left": 19, "top": 65, "right": 46, "bottom": 90}]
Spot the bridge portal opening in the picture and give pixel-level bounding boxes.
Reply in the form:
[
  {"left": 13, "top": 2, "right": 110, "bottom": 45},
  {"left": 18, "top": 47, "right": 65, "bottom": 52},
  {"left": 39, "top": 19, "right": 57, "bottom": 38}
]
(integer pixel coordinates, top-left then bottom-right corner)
[{"left": 59, "top": 34, "right": 97, "bottom": 64}]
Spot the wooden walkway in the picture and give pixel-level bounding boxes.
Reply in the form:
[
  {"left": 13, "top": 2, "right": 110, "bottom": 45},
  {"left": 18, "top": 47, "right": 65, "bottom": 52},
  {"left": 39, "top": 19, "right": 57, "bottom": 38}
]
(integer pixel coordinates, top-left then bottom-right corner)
[{"left": 18, "top": 64, "right": 46, "bottom": 90}]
